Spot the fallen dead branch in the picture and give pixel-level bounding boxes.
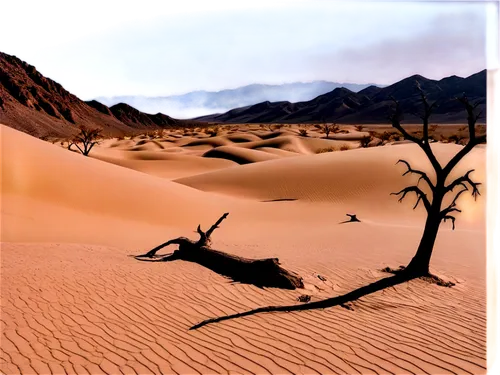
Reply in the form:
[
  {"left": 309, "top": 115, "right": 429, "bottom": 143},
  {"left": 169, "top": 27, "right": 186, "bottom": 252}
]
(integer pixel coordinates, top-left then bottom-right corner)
[{"left": 135, "top": 213, "right": 304, "bottom": 290}]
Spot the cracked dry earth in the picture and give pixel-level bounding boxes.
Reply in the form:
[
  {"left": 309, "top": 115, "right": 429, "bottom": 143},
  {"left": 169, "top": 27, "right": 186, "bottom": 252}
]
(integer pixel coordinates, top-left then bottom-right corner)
[{"left": 1, "top": 237, "right": 485, "bottom": 375}]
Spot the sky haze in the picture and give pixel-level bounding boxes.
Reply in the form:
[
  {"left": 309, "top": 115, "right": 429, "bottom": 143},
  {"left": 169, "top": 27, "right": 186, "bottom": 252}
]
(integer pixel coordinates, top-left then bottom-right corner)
[{"left": 0, "top": 0, "right": 491, "bottom": 100}]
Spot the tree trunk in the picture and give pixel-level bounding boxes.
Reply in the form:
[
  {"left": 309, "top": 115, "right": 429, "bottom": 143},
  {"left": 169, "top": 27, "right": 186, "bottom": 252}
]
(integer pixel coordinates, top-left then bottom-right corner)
[
  {"left": 404, "top": 195, "right": 443, "bottom": 276},
  {"left": 174, "top": 245, "right": 304, "bottom": 289}
]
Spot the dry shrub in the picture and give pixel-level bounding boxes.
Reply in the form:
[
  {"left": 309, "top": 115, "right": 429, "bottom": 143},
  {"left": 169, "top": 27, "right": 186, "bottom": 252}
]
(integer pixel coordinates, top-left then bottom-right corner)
[
  {"left": 205, "top": 126, "right": 220, "bottom": 137},
  {"left": 354, "top": 125, "right": 364, "bottom": 132},
  {"left": 448, "top": 134, "right": 465, "bottom": 144},
  {"left": 299, "top": 129, "right": 308, "bottom": 137},
  {"left": 340, "top": 144, "right": 350, "bottom": 151},
  {"left": 68, "top": 125, "right": 102, "bottom": 156},
  {"left": 321, "top": 123, "right": 339, "bottom": 138},
  {"left": 390, "top": 134, "right": 401, "bottom": 142},
  {"left": 316, "top": 147, "right": 335, "bottom": 153},
  {"left": 360, "top": 135, "right": 372, "bottom": 148},
  {"left": 379, "top": 131, "right": 394, "bottom": 141}
]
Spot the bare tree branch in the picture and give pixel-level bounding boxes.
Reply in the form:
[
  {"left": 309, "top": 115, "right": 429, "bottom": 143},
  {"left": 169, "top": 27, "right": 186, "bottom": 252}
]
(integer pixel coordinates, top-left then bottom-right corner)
[
  {"left": 442, "top": 215, "right": 457, "bottom": 230},
  {"left": 445, "top": 170, "right": 481, "bottom": 200},
  {"left": 414, "top": 81, "right": 438, "bottom": 144},
  {"left": 457, "top": 94, "right": 480, "bottom": 143},
  {"left": 69, "top": 142, "right": 85, "bottom": 154},
  {"left": 136, "top": 238, "right": 191, "bottom": 258},
  {"left": 389, "top": 96, "right": 443, "bottom": 175},
  {"left": 389, "top": 97, "right": 421, "bottom": 144},
  {"left": 396, "top": 159, "right": 435, "bottom": 192},
  {"left": 440, "top": 187, "right": 468, "bottom": 216},
  {"left": 391, "top": 186, "right": 431, "bottom": 212},
  {"left": 442, "top": 96, "right": 486, "bottom": 177},
  {"left": 196, "top": 212, "right": 229, "bottom": 246},
  {"left": 205, "top": 212, "right": 229, "bottom": 239}
]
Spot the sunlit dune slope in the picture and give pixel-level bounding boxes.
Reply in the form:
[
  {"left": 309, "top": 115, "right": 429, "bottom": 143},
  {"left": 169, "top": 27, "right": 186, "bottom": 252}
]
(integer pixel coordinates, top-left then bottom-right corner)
[
  {"left": 176, "top": 143, "right": 485, "bottom": 223},
  {"left": 1, "top": 126, "right": 229, "bottom": 229}
]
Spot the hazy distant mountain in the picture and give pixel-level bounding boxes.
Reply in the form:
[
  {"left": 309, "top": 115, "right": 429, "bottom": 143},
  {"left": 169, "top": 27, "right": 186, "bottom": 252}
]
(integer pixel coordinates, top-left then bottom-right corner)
[
  {"left": 96, "top": 81, "right": 376, "bottom": 119},
  {"left": 195, "top": 71, "right": 486, "bottom": 124}
]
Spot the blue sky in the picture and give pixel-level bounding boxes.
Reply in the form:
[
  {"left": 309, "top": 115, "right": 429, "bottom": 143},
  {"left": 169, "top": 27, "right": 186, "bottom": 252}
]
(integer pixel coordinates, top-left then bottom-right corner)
[{"left": 1, "top": 0, "right": 492, "bottom": 99}]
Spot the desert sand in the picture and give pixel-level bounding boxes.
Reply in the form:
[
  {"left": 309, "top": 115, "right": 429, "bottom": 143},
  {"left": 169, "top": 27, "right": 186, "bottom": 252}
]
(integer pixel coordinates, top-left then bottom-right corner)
[{"left": 1, "top": 124, "right": 486, "bottom": 374}]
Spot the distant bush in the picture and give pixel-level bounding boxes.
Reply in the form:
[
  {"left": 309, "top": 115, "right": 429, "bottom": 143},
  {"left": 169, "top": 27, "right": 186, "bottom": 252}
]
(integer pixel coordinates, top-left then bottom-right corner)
[
  {"left": 299, "top": 129, "right": 308, "bottom": 137},
  {"left": 321, "top": 123, "right": 338, "bottom": 138},
  {"left": 205, "top": 126, "right": 220, "bottom": 137},
  {"left": 390, "top": 134, "right": 401, "bottom": 142},
  {"left": 68, "top": 125, "right": 102, "bottom": 156},
  {"left": 360, "top": 135, "right": 372, "bottom": 148},
  {"left": 316, "top": 147, "right": 335, "bottom": 153},
  {"left": 448, "top": 134, "right": 465, "bottom": 144},
  {"left": 354, "top": 125, "right": 363, "bottom": 132},
  {"left": 379, "top": 131, "right": 394, "bottom": 141}
]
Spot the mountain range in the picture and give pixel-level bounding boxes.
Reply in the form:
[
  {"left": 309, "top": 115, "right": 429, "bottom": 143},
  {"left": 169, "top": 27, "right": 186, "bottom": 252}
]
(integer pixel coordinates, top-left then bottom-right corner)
[
  {"left": 0, "top": 52, "right": 197, "bottom": 138},
  {"left": 95, "top": 81, "right": 375, "bottom": 119},
  {"left": 195, "top": 71, "right": 486, "bottom": 124},
  {"left": 0, "top": 51, "right": 486, "bottom": 139}
]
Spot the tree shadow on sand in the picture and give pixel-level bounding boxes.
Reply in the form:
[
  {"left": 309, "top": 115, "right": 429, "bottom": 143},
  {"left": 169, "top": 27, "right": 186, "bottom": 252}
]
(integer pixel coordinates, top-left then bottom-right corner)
[{"left": 190, "top": 266, "right": 454, "bottom": 330}]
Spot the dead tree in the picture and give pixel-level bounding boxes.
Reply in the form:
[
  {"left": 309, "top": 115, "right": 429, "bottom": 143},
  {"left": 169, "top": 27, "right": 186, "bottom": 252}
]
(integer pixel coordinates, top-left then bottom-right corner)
[
  {"left": 389, "top": 87, "right": 485, "bottom": 277},
  {"left": 321, "top": 123, "right": 339, "bottom": 139},
  {"left": 135, "top": 213, "right": 304, "bottom": 290},
  {"left": 68, "top": 125, "right": 102, "bottom": 156},
  {"left": 190, "top": 87, "right": 484, "bottom": 330}
]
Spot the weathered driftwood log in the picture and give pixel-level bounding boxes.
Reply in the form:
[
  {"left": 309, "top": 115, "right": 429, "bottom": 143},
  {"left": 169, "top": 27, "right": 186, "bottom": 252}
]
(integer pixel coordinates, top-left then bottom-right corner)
[{"left": 135, "top": 213, "right": 304, "bottom": 290}]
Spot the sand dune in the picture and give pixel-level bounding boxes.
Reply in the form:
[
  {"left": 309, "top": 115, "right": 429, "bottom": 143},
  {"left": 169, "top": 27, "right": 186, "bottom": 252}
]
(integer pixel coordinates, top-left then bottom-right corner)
[
  {"left": 177, "top": 143, "right": 485, "bottom": 225},
  {"left": 1, "top": 225, "right": 486, "bottom": 374},
  {"left": 1, "top": 125, "right": 486, "bottom": 374},
  {"left": 203, "top": 145, "right": 282, "bottom": 164},
  {"left": 92, "top": 149, "right": 237, "bottom": 179},
  {"left": 1, "top": 126, "right": 229, "bottom": 231},
  {"left": 232, "top": 135, "right": 348, "bottom": 154}
]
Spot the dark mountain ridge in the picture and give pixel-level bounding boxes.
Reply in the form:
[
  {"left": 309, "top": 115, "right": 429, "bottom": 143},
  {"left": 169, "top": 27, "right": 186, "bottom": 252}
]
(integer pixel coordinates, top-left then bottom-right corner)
[
  {"left": 95, "top": 80, "right": 379, "bottom": 118},
  {"left": 196, "top": 70, "right": 486, "bottom": 124}
]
